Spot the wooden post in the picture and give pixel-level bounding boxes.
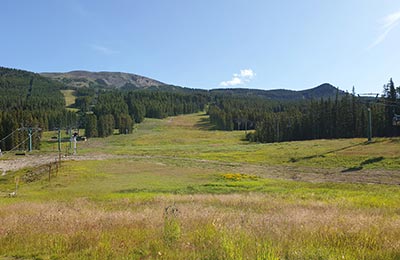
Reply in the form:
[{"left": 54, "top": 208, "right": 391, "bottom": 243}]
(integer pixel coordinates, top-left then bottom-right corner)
[
  {"left": 55, "top": 159, "right": 58, "bottom": 176},
  {"left": 15, "top": 176, "right": 19, "bottom": 195},
  {"left": 48, "top": 164, "right": 51, "bottom": 182}
]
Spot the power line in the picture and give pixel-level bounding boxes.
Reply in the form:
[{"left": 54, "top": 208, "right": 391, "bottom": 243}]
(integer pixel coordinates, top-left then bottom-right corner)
[
  {"left": 0, "top": 128, "right": 20, "bottom": 143},
  {"left": 355, "top": 96, "right": 400, "bottom": 109},
  {"left": 2, "top": 136, "right": 30, "bottom": 155}
]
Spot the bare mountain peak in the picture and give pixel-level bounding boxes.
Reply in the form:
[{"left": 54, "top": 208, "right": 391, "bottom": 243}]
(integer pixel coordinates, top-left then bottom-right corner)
[{"left": 41, "top": 70, "right": 166, "bottom": 89}]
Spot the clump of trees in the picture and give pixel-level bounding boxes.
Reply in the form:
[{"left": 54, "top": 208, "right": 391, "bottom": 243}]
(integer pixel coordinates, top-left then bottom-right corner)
[{"left": 0, "top": 67, "right": 77, "bottom": 151}]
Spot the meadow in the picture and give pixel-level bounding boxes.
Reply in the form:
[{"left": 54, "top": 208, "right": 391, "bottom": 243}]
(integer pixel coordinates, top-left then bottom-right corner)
[
  {"left": 0, "top": 113, "right": 399, "bottom": 259},
  {"left": 60, "top": 90, "right": 79, "bottom": 112}
]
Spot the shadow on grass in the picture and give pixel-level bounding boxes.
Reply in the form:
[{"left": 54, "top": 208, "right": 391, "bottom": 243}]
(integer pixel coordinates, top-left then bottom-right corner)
[
  {"left": 289, "top": 142, "right": 365, "bottom": 163},
  {"left": 341, "top": 156, "right": 384, "bottom": 173},
  {"left": 194, "top": 115, "right": 219, "bottom": 131},
  {"left": 341, "top": 166, "right": 363, "bottom": 173}
]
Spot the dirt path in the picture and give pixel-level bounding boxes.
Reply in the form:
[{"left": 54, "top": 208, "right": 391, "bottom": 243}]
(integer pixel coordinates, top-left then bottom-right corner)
[
  {"left": 0, "top": 154, "right": 118, "bottom": 172},
  {"left": 1, "top": 153, "right": 399, "bottom": 185}
]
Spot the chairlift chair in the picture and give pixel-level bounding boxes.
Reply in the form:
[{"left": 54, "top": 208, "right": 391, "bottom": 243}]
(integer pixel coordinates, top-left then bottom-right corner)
[{"left": 393, "top": 114, "right": 400, "bottom": 126}]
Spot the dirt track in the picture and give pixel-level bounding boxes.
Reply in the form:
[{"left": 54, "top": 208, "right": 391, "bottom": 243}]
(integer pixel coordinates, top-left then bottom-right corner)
[
  {"left": 0, "top": 154, "right": 117, "bottom": 172},
  {"left": 1, "top": 153, "right": 399, "bottom": 185}
]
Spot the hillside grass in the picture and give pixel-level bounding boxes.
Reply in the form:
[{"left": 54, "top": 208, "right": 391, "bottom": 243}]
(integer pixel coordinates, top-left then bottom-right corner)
[
  {"left": 60, "top": 89, "right": 77, "bottom": 108},
  {"left": 43, "top": 113, "right": 400, "bottom": 170},
  {"left": 1, "top": 113, "right": 400, "bottom": 259}
]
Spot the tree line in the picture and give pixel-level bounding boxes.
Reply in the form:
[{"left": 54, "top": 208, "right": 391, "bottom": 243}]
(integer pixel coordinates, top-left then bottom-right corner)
[
  {"left": 208, "top": 80, "right": 400, "bottom": 143},
  {"left": 82, "top": 90, "right": 208, "bottom": 138}
]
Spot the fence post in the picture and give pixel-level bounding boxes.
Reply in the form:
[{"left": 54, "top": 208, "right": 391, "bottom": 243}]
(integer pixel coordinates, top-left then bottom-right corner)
[
  {"left": 55, "top": 159, "right": 59, "bottom": 176},
  {"left": 48, "top": 164, "right": 51, "bottom": 182}
]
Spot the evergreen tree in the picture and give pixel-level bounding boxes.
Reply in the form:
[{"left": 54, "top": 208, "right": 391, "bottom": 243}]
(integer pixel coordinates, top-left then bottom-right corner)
[
  {"left": 85, "top": 114, "right": 98, "bottom": 138},
  {"left": 98, "top": 114, "right": 115, "bottom": 137},
  {"left": 118, "top": 114, "right": 134, "bottom": 134}
]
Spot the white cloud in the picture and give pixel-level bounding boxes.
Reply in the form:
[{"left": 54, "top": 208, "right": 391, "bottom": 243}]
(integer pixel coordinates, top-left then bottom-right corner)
[
  {"left": 90, "top": 44, "right": 119, "bottom": 55},
  {"left": 383, "top": 11, "right": 400, "bottom": 30},
  {"left": 238, "top": 69, "right": 255, "bottom": 78},
  {"left": 220, "top": 69, "right": 255, "bottom": 87},
  {"left": 220, "top": 77, "right": 242, "bottom": 87},
  {"left": 368, "top": 10, "right": 400, "bottom": 49}
]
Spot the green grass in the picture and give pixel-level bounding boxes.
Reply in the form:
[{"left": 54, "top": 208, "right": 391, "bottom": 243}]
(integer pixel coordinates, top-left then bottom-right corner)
[
  {"left": 44, "top": 113, "right": 399, "bottom": 170},
  {"left": 7, "top": 158, "right": 399, "bottom": 209},
  {"left": 1, "top": 113, "right": 400, "bottom": 259}
]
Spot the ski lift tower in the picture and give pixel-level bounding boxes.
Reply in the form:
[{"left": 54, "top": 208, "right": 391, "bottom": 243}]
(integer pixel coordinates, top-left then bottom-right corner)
[
  {"left": 18, "top": 127, "right": 42, "bottom": 152},
  {"left": 358, "top": 93, "right": 379, "bottom": 142}
]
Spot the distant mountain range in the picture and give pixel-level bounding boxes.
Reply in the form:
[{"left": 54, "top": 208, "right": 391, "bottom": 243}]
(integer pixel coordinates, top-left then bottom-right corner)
[
  {"left": 210, "top": 83, "right": 344, "bottom": 100},
  {"left": 0, "top": 67, "right": 342, "bottom": 100},
  {"left": 40, "top": 69, "right": 344, "bottom": 100},
  {"left": 41, "top": 70, "right": 167, "bottom": 90}
]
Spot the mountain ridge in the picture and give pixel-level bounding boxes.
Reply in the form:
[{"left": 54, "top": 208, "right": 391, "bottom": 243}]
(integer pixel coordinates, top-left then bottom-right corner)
[
  {"left": 6, "top": 67, "right": 346, "bottom": 100},
  {"left": 210, "top": 83, "right": 344, "bottom": 100},
  {"left": 41, "top": 70, "right": 166, "bottom": 90}
]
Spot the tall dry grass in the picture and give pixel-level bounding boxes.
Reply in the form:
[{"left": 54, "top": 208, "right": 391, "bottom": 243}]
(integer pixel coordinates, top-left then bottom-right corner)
[{"left": 1, "top": 194, "right": 399, "bottom": 259}]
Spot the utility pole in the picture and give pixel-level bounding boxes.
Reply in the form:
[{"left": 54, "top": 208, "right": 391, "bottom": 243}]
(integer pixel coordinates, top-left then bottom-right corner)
[
  {"left": 69, "top": 128, "right": 72, "bottom": 153},
  {"left": 17, "top": 127, "right": 41, "bottom": 152},
  {"left": 57, "top": 129, "right": 62, "bottom": 166},
  {"left": 73, "top": 132, "right": 77, "bottom": 155},
  {"left": 28, "top": 128, "right": 32, "bottom": 152},
  {"left": 57, "top": 129, "right": 61, "bottom": 153},
  {"left": 367, "top": 107, "right": 372, "bottom": 142}
]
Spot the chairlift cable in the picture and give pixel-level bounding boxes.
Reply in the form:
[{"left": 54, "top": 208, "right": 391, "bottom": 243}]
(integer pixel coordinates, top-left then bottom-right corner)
[
  {"left": 0, "top": 128, "right": 21, "bottom": 143},
  {"left": 2, "top": 136, "right": 30, "bottom": 155}
]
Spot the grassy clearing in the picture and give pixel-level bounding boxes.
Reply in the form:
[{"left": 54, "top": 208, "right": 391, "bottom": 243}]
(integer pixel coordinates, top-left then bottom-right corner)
[
  {"left": 5, "top": 158, "right": 400, "bottom": 208},
  {"left": 50, "top": 113, "right": 400, "bottom": 171},
  {"left": 60, "top": 89, "right": 77, "bottom": 108},
  {"left": 1, "top": 113, "right": 400, "bottom": 259}
]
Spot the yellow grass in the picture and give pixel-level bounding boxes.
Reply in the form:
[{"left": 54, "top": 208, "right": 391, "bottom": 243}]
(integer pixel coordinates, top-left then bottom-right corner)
[
  {"left": 1, "top": 195, "right": 399, "bottom": 259},
  {"left": 60, "top": 89, "right": 77, "bottom": 107}
]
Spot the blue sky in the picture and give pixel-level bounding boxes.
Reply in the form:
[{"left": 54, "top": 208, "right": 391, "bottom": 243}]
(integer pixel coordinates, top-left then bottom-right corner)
[{"left": 1, "top": 0, "right": 400, "bottom": 93}]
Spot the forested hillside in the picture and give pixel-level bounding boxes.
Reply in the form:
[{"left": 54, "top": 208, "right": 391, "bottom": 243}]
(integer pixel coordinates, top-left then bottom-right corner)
[
  {"left": 0, "top": 67, "right": 76, "bottom": 151},
  {"left": 2, "top": 66, "right": 399, "bottom": 151},
  {"left": 210, "top": 83, "right": 345, "bottom": 100},
  {"left": 208, "top": 81, "right": 400, "bottom": 142},
  {"left": 0, "top": 67, "right": 208, "bottom": 150},
  {"left": 80, "top": 90, "right": 208, "bottom": 137}
]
